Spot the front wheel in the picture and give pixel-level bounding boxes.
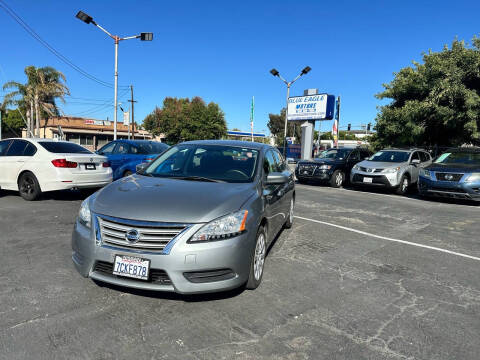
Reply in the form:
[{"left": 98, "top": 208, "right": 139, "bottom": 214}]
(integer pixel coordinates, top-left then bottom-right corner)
[
  {"left": 396, "top": 175, "right": 410, "bottom": 195},
  {"left": 330, "top": 170, "right": 344, "bottom": 188},
  {"left": 18, "top": 172, "right": 41, "bottom": 201},
  {"left": 246, "top": 226, "right": 267, "bottom": 290}
]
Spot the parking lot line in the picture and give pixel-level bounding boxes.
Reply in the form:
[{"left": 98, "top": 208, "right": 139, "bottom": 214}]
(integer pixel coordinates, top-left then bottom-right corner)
[{"left": 294, "top": 215, "right": 480, "bottom": 262}]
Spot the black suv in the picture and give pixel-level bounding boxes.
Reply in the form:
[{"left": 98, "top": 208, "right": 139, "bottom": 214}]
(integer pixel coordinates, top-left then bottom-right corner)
[{"left": 295, "top": 147, "right": 372, "bottom": 187}]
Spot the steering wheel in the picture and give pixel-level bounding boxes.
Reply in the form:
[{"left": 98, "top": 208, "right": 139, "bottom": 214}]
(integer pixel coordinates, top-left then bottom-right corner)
[{"left": 225, "top": 169, "right": 249, "bottom": 180}]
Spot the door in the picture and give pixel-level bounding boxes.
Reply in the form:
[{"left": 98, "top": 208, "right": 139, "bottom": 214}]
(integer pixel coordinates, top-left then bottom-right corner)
[
  {"left": 272, "top": 149, "right": 293, "bottom": 221},
  {"left": 409, "top": 151, "right": 421, "bottom": 182},
  {"left": 2, "top": 140, "right": 31, "bottom": 189},
  {"left": 262, "top": 150, "right": 285, "bottom": 239},
  {"left": 110, "top": 142, "right": 130, "bottom": 174},
  {"left": 0, "top": 140, "right": 13, "bottom": 188},
  {"left": 345, "top": 149, "right": 361, "bottom": 178}
]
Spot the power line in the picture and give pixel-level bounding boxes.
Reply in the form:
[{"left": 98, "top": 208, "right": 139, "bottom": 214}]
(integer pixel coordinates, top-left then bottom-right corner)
[{"left": 0, "top": 0, "right": 129, "bottom": 90}]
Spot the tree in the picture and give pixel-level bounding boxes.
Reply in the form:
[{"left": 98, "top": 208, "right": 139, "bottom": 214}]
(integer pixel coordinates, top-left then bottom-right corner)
[
  {"left": 267, "top": 108, "right": 301, "bottom": 146},
  {"left": 373, "top": 37, "right": 480, "bottom": 149},
  {"left": 143, "top": 96, "right": 227, "bottom": 144},
  {"left": 0, "top": 108, "right": 24, "bottom": 137},
  {"left": 2, "top": 66, "right": 69, "bottom": 138}
]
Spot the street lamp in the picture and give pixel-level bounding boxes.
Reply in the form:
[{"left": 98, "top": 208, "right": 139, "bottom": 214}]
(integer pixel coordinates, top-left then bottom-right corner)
[
  {"left": 75, "top": 10, "right": 152, "bottom": 140},
  {"left": 270, "top": 66, "right": 311, "bottom": 157}
]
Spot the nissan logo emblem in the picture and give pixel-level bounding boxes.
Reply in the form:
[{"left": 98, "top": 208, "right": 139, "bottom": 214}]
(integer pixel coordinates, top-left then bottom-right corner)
[
  {"left": 445, "top": 174, "right": 454, "bottom": 181},
  {"left": 125, "top": 229, "right": 140, "bottom": 243}
]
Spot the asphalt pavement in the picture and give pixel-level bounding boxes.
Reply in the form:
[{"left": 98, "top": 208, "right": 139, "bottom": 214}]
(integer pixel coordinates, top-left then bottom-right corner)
[{"left": 1, "top": 184, "right": 479, "bottom": 360}]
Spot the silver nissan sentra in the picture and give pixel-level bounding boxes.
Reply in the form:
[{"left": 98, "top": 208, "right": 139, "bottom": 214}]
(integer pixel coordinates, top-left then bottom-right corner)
[{"left": 72, "top": 140, "right": 295, "bottom": 294}]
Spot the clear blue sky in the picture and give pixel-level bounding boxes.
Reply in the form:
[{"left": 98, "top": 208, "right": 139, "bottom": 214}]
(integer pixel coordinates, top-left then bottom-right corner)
[{"left": 1, "top": 0, "right": 479, "bottom": 135}]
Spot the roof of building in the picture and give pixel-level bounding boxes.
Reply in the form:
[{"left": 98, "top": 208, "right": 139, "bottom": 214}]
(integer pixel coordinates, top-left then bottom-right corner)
[{"left": 38, "top": 116, "right": 133, "bottom": 132}]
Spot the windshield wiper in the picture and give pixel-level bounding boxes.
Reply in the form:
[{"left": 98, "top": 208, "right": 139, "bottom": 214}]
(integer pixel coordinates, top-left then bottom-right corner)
[{"left": 170, "top": 176, "right": 225, "bottom": 183}]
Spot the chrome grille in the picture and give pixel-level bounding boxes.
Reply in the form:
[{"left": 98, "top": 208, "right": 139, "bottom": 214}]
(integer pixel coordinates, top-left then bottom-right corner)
[{"left": 98, "top": 217, "right": 187, "bottom": 253}]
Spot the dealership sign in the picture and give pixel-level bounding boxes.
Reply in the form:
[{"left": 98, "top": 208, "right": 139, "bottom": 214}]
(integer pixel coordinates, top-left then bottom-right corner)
[{"left": 287, "top": 94, "right": 335, "bottom": 121}]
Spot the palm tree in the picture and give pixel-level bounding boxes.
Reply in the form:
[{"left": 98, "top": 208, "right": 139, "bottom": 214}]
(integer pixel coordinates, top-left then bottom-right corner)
[{"left": 2, "top": 66, "right": 69, "bottom": 138}]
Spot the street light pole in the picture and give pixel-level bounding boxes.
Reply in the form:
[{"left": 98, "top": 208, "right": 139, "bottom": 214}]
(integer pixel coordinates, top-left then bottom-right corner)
[
  {"left": 75, "top": 11, "right": 152, "bottom": 140},
  {"left": 270, "top": 66, "right": 311, "bottom": 157}
]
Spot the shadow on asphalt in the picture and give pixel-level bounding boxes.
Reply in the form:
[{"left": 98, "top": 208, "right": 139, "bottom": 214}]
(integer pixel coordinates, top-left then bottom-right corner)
[{"left": 0, "top": 189, "right": 97, "bottom": 202}]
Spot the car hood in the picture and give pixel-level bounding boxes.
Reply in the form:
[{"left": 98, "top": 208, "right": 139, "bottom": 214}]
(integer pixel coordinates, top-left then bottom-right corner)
[
  {"left": 425, "top": 163, "right": 480, "bottom": 173},
  {"left": 356, "top": 160, "right": 406, "bottom": 169},
  {"left": 91, "top": 174, "right": 256, "bottom": 224}
]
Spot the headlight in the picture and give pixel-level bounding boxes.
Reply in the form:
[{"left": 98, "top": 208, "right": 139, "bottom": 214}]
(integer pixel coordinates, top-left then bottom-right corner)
[
  {"left": 382, "top": 167, "right": 400, "bottom": 174},
  {"left": 319, "top": 164, "right": 332, "bottom": 170},
  {"left": 78, "top": 198, "right": 92, "bottom": 228},
  {"left": 353, "top": 164, "right": 360, "bottom": 171},
  {"left": 465, "top": 173, "right": 480, "bottom": 182},
  {"left": 190, "top": 210, "right": 248, "bottom": 242},
  {"left": 419, "top": 168, "right": 431, "bottom": 178}
]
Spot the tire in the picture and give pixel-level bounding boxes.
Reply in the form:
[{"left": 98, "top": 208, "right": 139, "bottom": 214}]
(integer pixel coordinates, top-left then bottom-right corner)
[
  {"left": 284, "top": 197, "right": 294, "bottom": 229},
  {"left": 123, "top": 170, "right": 133, "bottom": 177},
  {"left": 246, "top": 226, "right": 267, "bottom": 290},
  {"left": 18, "top": 172, "right": 41, "bottom": 201},
  {"left": 330, "top": 170, "right": 344, "bottom": 188},
  {"left": 297, "top": 178, "right": 307, "bottom": 184},
  {"left": 396, "top": 175, "right": 410, "bottom": 195}
]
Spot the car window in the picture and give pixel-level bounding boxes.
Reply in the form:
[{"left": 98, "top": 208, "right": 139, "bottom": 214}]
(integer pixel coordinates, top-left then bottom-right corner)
[
  {"left": 0, "top": 140, "right": 12, "bottom": 156},
  {"left": 38, "top": 142, "right": 91, "bottom": 154},
  {"left": 115, "top": 143, "right": 130, "bottom": 154},
  {"left": 411, "top": 152, "right": 420, "bottom": 161},
  {"left": 348, "top": 150, "right": 361, "bottom": 161},
  {"left": 263, "top": 150, "right": 278, "bottom": 174},
  {"left": 99, "top": 142, "right": 116, "bottom": 155},
  {"left": 130, "top": 145, "right": 140, "bottom": 154},
  {"left": 419, "top": 152, "right": 429, "bottom": 162},
  {"left": 145, "top": 144, "right": 259, "bottom": 183},
  {"left": 369, "top": 151, "right": 410, "bottom": 163},
  {"left": 272, "top": 150, "right": 286, "bottom": 171},
  {"left": 5, "top": 140, "right": 28, "bottom": 156},
  {"left": 23, "top": 143, "right": 37, "bottom": 156},
  {"left": 137, "top": 142, "right": 169, "bottom": 154},
  {"left": 360, "top": 149, "right": 371, "bottom": 159}
]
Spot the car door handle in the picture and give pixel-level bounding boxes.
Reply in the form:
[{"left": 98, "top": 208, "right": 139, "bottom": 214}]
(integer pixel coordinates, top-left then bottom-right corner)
[{"left": 16, "top": 160, "right": 25, "bottom": 163}]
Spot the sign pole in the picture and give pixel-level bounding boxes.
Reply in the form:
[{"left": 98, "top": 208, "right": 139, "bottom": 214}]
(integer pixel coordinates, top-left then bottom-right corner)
[
  {"left": 283, "top": 84, "right": 290, "bottom": 157},
  {"left": 250, "top": 96, "right": 254, "bottom": 142}
]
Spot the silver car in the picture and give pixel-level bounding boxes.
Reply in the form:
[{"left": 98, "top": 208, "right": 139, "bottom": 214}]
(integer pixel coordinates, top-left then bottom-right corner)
[
  {"left": 350, "top": 148, "right": 432, "bottom": 195},
  {"left": 72, "top": 140, "right": 295, "bottom": 294}
]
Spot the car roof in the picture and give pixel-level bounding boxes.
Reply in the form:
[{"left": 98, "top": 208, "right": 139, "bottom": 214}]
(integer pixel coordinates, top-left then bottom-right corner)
[
  {"left": 3, "top": 137, "right": 70, "bottom": 144},
  {"left": 382, "top": 148, "right": 425, "bottom": 152},
  {"left": 116, "top": 139, "right": 165, "bottom": 145},
  {"left": 180, "top": 139, "right": 269, "bottom": 150}
]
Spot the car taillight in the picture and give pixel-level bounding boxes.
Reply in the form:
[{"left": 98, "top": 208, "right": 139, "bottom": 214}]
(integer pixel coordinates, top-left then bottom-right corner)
[
  {"left": 51, "top": 159, "right": 78, "bottom": 168},
  {"left": 102, "top": 162, "right": 110, "bottom": 168}
]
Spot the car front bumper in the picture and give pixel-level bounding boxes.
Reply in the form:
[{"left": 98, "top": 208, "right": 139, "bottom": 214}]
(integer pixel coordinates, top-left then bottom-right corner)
[
  {"left": 350, "top": 171, "right": 400, "bottom": 188},
  {"left": 418, "top": 176, "right": 480, "bottom": 201},
  {"left": 71, "top": 218, "right": 255, "bottom": 294}
]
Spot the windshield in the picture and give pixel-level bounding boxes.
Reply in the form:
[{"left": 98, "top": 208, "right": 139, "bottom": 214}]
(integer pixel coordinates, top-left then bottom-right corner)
[
  {"left": 137, "top": 142, "right": 169, "bottom": 154},
  {"left": 144, "top": 144, "right": 259, "bottom": 183},
  {"left": 434, "top": 151, "right": 480, "bottom": 165},
  {"left": 38, "top": 141, "right": 91, "bottom": 154},
  {"left": 369, "top": 151, "right": 410, "bottom": 163},
  {"left": 316, "top": 148, "right": 351, "bottom": 160}
]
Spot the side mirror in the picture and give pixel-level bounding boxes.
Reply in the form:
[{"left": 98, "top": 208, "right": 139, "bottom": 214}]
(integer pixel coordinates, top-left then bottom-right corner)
[
  {"left": 265, "top": 172, "right": 288, "bottom": 184},
  {"left": 411, "top": 159, "right": 420, "bottom": 165},
  {"left": 136, "top": 162, "right": 149, "bottom": 174},
  {"left": 96, "top": 151, "right": 103, "bottom": 155}
]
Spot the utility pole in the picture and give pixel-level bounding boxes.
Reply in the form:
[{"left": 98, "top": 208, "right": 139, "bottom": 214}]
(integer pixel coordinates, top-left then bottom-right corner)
[
  {"left": 128, "top": 85, "right": 137, "bottom": 140},
  {"left": 250, "top": 96, "right": 254, "bottom": 142},
  {"left": 0, "top": 109, "right": 3, "bottom": 140}
]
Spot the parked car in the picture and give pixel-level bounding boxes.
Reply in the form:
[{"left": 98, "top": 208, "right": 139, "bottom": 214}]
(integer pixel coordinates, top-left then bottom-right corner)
[
  {"left": 295, "top": 147, "right": 372, "bottom": 187},
  {"left": 0, "top": 138, "right": 112, "bottom": 201},
  {"left": 96, "top": 140, "right": 169, "bottom": 180},
  {"left": 72, "top": 140, "right": 295, "bottom": 294},
  {"left": 418, "top": 147, "right": 480, "bottom": 201},
  {"left": 350, "top": 148, "right": 432, "bottom": 195}
]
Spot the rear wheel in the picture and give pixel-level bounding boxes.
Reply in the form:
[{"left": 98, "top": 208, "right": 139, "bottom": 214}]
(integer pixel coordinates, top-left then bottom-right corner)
[
  {"left": 284, "top": 197, "right": 294, "bottom": 229},
  {"left": 246, "top": 226, "right": 267, "bottom": 290},
  {"left": 330, "top": 170, "right": 344, "bottom": 188},
  {"left": 396, "top": 175, "right": 410, "bottom": 195},
  {"left": 18, "top": 172, "right": 41, "bottom": 201},
  {"left": 123, "top": 170, "right": 133, "bottom": 177}
]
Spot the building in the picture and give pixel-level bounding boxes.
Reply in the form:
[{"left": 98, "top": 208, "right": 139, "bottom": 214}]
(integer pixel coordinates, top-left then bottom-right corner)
[{"left": 22, "top": 116, "right": 161, "bottom": 151}]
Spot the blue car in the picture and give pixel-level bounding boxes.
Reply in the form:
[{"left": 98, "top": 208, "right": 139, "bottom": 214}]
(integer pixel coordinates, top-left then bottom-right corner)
[
  {"left": 96, "top": 140, "right": 169, "bottom": 180},
  {"left": 418, "top": 148, "right": 480, "bottom": 201}
]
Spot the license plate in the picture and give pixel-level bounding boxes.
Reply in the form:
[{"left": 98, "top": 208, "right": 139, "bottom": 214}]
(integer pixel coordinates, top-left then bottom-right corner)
[
  {"left": 113, "top": 255, "right": 150, "bottom": 280},
  {"left": 363, "top": 177, "right": 373, "bottom": 183},
  {"left": 85, "top": 163, "right": 96, "bottom": 170}
]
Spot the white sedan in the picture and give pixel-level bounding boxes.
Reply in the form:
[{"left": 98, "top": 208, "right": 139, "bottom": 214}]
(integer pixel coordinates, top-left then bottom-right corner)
[{"left": 0, "top": 138, "right": 113, "bottom": 200}]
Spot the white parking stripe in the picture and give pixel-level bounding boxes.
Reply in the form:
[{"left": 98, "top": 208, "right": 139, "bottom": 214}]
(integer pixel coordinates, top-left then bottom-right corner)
[{"left": 294, "top": 215, "right": 480, "bottom": 262}]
